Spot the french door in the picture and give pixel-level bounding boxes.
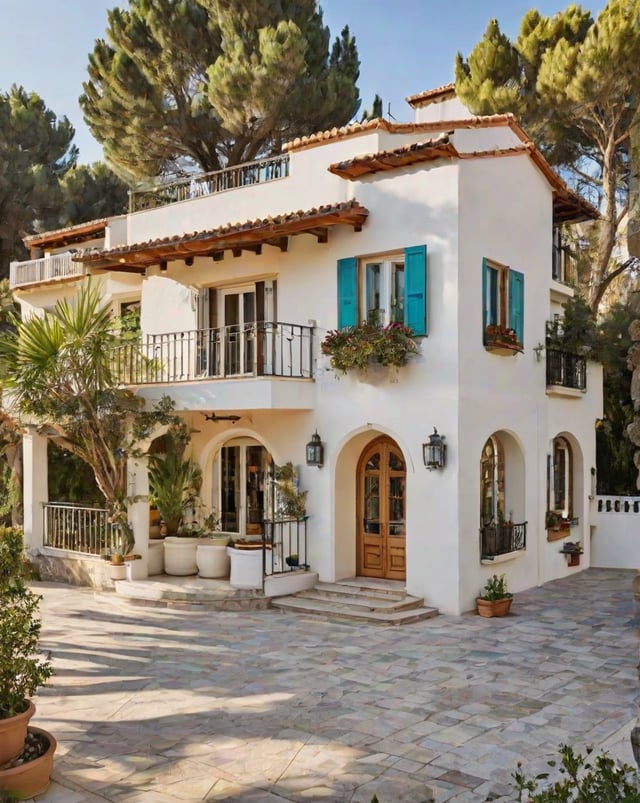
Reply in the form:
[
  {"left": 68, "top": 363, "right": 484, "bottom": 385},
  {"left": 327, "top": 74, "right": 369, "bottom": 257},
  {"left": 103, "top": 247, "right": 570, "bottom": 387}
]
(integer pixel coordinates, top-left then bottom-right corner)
[
  {"left": 218, "top": 440, "right": 270, "bottom": 536},
  {"left": 357, "top": 437, "right": 406, "bottom": 580}
]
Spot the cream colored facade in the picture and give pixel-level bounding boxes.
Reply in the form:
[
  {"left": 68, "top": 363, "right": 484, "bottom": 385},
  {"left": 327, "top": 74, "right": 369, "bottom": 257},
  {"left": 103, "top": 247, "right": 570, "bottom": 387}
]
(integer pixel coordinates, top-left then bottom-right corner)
[{"left": 12, "top": 89, "right": 602, "bottom": 614}]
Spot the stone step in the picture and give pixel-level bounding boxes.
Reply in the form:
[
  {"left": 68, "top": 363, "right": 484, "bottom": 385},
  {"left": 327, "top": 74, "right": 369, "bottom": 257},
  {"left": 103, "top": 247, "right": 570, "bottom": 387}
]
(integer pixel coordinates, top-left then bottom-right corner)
[
  {"left": 295, "top": 588, "right": 425, "bottom": 612},
  {"left": 312, "top": 581, "right": 409, "bottom": 601},
  {"left": 271, "top": 595, "right": 438, "bottom": 625}
]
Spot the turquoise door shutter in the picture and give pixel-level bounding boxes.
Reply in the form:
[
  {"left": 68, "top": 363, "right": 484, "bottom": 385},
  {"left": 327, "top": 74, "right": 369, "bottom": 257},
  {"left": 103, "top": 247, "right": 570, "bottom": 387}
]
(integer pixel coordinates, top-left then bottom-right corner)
[
  {"left": 508, "top": 269, "right": 525, "bottom": 344},
  {"left": 404, "top": 245, "right": 427, "bottom": 335},
  {"left": 337, "top": 257, "right": 358, "bottom": 329}
]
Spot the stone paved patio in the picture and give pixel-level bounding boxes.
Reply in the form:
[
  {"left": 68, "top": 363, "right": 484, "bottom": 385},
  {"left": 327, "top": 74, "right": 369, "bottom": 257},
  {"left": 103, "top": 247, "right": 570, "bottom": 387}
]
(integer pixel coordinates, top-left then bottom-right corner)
[{"left": 24, "top": 568, "right": 639, "bottom": 801}]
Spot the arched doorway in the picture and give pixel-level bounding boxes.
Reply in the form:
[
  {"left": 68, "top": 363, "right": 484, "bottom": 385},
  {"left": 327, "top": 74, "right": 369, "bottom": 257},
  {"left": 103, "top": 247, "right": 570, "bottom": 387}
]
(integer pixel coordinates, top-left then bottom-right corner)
[{"left": 357, "top": 436, "right": 406, "bottom": 580}]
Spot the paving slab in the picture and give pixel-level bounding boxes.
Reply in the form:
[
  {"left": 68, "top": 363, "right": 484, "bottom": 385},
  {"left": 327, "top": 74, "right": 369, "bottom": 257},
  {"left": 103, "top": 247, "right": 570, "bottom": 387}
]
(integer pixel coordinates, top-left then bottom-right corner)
[{"left": 12, "top": 568, "right": 638, "bottom": 802}]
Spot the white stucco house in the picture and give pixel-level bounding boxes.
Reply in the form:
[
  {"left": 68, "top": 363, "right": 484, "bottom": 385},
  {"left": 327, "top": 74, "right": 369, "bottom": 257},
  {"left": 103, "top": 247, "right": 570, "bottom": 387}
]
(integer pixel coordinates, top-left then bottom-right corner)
[{"left": 11, "top": 84, "right": 603, "bottom": 615}]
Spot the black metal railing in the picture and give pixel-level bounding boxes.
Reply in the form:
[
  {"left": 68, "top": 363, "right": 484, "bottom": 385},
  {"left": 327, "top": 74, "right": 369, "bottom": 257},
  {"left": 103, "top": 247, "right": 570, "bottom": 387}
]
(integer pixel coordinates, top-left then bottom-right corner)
[
  {"left": 480, "top": 521, "right": 527, "bottom": 559},
  {"left": 43, "top": 503, "right": 121, "bottom": 555},
  {"left": 546, "top": 348, "right": 587, "bottom": 391},
  {"left": 113, "top": 321, "right": 313, "bottom": 385},
  {"left": 129, "top": 154, "right": 290, "bottom": 212},
  {"left": 263, "top": 517, "right": 308, "bottom": 576}
]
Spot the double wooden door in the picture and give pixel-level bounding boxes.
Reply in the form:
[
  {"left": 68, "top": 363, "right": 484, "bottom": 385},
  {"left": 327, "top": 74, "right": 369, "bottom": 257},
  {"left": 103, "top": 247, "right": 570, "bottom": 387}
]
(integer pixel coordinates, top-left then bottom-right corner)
[{"left": 357, "top": 437, "right": 406, "bottom": 580}]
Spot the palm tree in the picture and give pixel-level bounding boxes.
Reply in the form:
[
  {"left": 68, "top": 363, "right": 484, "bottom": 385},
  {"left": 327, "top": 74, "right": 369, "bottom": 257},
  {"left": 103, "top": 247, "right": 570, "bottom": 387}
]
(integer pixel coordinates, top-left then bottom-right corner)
[{"left": 0, "top": 281, "right": 182, "bottom": 552}]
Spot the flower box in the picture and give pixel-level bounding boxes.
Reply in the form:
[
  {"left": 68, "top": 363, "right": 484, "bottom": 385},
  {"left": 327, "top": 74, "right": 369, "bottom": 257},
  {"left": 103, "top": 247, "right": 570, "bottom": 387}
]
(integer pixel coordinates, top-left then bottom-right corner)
[{"left": 484, "top": 325, "right": 523, "bottom": 356}]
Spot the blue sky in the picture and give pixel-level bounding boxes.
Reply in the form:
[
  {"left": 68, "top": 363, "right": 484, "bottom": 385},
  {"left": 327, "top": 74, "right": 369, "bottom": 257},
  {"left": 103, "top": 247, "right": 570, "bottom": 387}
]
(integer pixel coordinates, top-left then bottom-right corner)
[{"left": 0, "top": 0, "right": 603, "bottom": 165}]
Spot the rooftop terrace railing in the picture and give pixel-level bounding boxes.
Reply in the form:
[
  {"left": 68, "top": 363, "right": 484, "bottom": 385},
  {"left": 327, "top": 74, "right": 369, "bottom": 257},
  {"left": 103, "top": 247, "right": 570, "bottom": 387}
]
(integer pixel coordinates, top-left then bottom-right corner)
[{"left": 129, "top": 154, "right": 290, "bottom": 213}]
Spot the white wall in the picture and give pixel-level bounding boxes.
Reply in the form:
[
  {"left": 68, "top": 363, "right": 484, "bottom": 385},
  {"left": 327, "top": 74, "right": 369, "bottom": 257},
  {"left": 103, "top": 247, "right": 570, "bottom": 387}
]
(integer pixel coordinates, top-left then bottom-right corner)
[{"left": 592, "top": 496, "right": 640, "bottom": 568}]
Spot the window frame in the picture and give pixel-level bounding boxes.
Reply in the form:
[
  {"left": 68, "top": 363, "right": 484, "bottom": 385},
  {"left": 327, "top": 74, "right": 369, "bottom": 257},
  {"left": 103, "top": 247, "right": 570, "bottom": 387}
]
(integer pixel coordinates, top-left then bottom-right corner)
[{"left": 361, "top": 253, "right": 405, "bottom": 327}]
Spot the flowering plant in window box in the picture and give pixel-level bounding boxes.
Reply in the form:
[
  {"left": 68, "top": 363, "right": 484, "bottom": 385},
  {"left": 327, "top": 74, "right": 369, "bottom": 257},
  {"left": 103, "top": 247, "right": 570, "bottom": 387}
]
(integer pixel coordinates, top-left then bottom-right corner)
[
  {"left": 484, "top": 324, "right": 523, "bottom": 355},
  {"left": 321, "top": 322, "right": 419, "bottom": 375}
]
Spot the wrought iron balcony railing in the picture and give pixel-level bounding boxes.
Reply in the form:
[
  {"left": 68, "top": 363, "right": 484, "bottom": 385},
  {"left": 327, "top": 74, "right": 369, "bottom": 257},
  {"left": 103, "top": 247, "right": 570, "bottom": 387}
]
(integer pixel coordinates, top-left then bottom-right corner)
[
  {"left": 129, "top": 154, "right": 290, "bottom": 212},
  {"left": 113, "top": 321, "right": 313, "bottom": 385},
  {"left": 480, "top": 521, "right": 527, "bottom": 559},
  {"left": 43, "top": 503, "right": 120, "bottom": 555},
  {"left": 546, "top": 348, "right": 587, "bottom": 391}
]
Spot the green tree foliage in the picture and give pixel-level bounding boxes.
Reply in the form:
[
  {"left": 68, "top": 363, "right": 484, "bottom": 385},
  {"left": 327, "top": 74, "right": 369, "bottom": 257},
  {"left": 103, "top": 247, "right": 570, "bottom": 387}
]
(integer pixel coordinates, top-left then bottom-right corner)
[
  {"left": 81, "top": 0, "right": 361, "bottom": 182},
  {"left": 0, "top": 86, "right": 76, "bottom": 276},
  {"left": 58, "top": 163, "right": 129, "bottom": 227},
  {"left": 0, "top": 282, "right": 185, "bottom": 552},
  {"left": 455, "top": 1, "right": 640, "bottom": 313}
]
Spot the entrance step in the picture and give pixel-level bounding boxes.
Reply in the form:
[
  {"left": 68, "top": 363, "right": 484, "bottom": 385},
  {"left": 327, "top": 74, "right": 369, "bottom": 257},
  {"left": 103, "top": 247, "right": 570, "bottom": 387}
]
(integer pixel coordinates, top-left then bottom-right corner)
[{"left": 271, "top": 581, "right": 438, "bottom": 625}]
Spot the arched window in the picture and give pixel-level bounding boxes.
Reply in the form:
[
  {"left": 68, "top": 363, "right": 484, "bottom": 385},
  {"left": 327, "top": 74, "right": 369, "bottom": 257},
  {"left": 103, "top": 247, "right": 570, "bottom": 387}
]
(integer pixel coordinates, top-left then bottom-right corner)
[
  {"left": 480, "top": 436, "right": 505, "bottom": 526},
  {"left": 551, "top": 436, "right": 572, "bottom": 518}
]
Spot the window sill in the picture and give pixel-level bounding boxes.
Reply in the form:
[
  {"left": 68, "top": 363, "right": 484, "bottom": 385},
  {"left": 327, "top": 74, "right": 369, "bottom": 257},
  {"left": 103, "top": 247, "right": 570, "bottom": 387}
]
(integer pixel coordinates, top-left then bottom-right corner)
[
  {"left": 480, "top": 548, "right": 526, "bottom": 565},
  {"left": 484, "top": 342, "right": 523, "bottom": 356},
  {"left": 546, "top": 385, "right": 585, "bottom": 398}
]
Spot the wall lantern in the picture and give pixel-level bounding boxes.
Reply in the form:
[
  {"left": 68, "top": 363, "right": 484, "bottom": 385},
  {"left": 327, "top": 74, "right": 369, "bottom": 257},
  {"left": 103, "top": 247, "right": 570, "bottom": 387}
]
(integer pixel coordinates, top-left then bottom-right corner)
[
  {"left": 305, "top": 431, "right": 324, "bottom": 468},
  {"left": 423, "top": 428, "right": 446, "bottom": 470}
]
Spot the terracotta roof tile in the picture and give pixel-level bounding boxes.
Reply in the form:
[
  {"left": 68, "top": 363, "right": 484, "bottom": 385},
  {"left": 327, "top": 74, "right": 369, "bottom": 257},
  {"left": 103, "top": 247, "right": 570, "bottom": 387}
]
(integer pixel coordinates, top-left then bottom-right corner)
[
  {"left": 406, "top": 83, "right": 456, "bottom": 107},
  {"left": 23, "top": 218, "right": 109, "bottom": 247},
  {"left": 329, "top": 134, "right": 458, "bottom": 179}
]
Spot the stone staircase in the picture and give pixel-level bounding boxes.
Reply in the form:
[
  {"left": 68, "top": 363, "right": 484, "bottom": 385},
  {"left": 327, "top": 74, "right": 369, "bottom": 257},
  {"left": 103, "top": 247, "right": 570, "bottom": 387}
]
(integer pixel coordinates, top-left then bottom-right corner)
[{"left": 271, "top": 579, "right": 438, "bottom": 625}]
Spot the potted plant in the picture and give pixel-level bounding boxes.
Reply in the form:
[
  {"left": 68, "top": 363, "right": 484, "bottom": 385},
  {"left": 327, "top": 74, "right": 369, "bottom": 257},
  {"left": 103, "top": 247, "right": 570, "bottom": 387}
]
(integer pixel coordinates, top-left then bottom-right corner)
[
  {"left": 196, "top": 510, "right": 231, "bottom": 579},
  {"left": 285, "top": 554, "right": 299, "bottom": 568},
  {"left": 0, "top": 527, "right": 56, "bottom": 797},
  {"left": 476, "top": 573, "right": 513, "bottom": 617},
  {"left": 148, "top": 432, "right": 203, "bottom": 576},
  {"left": 559, "top": 541, "right": 584, "bottom": 567},
  {"left": 321, "top": 321, "right": 419, "bottom": 375},
  {"left": 484, "top": 324, "right": 523, "bottom": 355},
  {"left": 546, "top": 510, "right": 562, "bottom": 531}
]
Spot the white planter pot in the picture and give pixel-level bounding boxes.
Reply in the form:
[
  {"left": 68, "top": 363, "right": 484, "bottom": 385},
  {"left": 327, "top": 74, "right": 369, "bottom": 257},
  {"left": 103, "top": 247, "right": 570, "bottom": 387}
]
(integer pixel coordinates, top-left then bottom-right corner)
[
  {"left": 148, "top": 541, "right": 164, "bottom": 576},
  {"left": 227, "top": 546, "right": 264, "bottom": 589},
  {"left": 125, "top": 559, "right": 146, "bottom": 581},
  {"left": 197, "top": 539, "right": 231, "bottom": 579},
  {"left": 164, "top": 537, "right": 199, "bottom": 576},
  {"left": 110, "top": 563, "right": 126, "bottom": 581}
]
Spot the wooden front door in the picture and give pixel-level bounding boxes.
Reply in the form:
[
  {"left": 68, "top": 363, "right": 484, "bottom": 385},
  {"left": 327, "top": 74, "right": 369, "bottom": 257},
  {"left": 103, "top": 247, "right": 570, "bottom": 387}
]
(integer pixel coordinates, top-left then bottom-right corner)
[{"left": 357, "top": 437, "right": 406, "bottom": 580}]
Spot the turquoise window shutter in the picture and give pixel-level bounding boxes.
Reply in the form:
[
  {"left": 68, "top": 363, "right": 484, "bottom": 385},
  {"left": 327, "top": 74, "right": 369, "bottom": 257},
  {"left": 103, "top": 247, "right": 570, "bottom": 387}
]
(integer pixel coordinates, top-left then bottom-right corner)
[
  {"left": 337, "top": 257, "right": 358, "bottom": 329},
  {"left": 508, "top": 269, "right": 525, "bottom": 344},
  {"left": 404, "top": 245, "right": 427, "bottom": 335}
]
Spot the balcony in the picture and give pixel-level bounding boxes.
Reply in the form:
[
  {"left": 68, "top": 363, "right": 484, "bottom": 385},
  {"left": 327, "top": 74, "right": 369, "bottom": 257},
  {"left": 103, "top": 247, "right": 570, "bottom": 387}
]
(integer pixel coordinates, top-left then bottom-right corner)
[
  {"left": 546, "top": 348, "right": 587, "bottom": 395},
  {"left": 129, "top": 154, "right": 290, "bottom": 213},
  {"left": 114, "top": 322, "right": 314, "bottom": 410},
  {"left": 480, "top": 522, "right": 527, "bottom": 560},
  {"left": 10, "top": 251, "right": 84, "bottom": 290}
]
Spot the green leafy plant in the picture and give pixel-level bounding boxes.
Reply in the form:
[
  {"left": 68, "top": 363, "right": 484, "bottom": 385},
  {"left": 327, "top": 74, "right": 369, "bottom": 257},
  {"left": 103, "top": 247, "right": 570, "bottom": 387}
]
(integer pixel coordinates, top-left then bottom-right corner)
[
  {"left": 148, "top": 431, "right": 202, "bottom": 536},
  {"left": 479, "top": 574, "right": 512, "bottom": 602},
  {"left": 274, "top": 463, "right": 307, "bottom": 520},
  {"left": 546, "top": 510, "right": 563, "bottom": 529},
  {"left": 513, "top": 744, "right": 640, "bottom": 801},
  {"left": 546, "top": 296, "right": 599, "bottom": 358},
  {"left": 321, "top": 322, "right": 419, "bottom": 374},
  {"left": 0, "top": 527, "right": 53, "bottom": 719}
]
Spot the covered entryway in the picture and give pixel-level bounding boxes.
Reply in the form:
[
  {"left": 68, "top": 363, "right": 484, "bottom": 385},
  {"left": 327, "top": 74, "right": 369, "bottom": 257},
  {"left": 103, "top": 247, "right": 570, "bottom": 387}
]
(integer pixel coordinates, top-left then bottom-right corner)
[{"left": 357, "top": 436, "right": 406, "bottom": 580}]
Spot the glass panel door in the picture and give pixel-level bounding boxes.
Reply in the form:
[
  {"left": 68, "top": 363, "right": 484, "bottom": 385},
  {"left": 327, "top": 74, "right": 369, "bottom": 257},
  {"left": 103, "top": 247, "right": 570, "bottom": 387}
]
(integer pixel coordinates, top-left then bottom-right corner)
[
  {"left": 219, "top": 441, "right": 269, "bottom": 537},
  {"left": 222, "top": 289, "right": 256, "bottom": 376}
]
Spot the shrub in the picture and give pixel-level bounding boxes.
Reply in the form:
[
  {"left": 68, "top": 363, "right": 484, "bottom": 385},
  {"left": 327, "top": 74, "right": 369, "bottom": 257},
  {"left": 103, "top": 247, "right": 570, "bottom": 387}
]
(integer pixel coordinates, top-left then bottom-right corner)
[
  {"left": 0, "top": 527, "right": 53, "bottom": 719},
  {"left": 513, "top": 744, "right": 640, "bottom": 801}
]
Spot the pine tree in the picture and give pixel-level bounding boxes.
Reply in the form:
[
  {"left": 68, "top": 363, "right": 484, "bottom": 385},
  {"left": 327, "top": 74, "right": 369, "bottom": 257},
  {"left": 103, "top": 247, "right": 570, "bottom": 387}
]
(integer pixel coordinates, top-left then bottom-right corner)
[
  {"left": 58, "top": 163, "right": 129, "bottom": 227},
  {"left": 81, "top": 0, "right": 361, "bottom": 183},
  {"left": 455, "top": 1, "right": 640, "bottom": 313},
  {"left": 0, "top": 86, "right": 76, "bottom": 276}
]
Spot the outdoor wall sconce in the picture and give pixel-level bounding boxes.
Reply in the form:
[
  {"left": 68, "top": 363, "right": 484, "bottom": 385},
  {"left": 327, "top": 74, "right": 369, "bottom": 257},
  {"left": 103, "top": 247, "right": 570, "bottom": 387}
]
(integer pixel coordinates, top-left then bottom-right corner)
[
  {"left": 159, "top": 260, "right": 168, "bottom": 271},
  {"left": 305, "top": 431, "right": 324, "bottom": 468},
  {"left": 533, "top": 342, "right": 545, "bottom": 362},
  {"left": 423, "top": 428, "right": 446, "bottom": 470}
]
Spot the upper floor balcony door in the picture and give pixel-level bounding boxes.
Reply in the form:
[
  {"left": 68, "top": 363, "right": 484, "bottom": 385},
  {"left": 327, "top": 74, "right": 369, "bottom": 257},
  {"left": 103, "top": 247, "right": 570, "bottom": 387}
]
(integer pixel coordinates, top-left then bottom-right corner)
[{"left": 223, "top": 288, "right": 256, "bottom": 376}]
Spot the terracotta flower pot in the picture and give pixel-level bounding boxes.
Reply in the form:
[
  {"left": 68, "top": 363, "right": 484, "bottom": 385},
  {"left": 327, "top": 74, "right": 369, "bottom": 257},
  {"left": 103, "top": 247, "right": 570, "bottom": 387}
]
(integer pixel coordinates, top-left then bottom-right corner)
[
  {"left": 0, "top": 726, "right": 56, "bottom": 798},
  {"left": 476, "top": 597, "right": 513, "bottom": 618},
  {"left": 0, "top": 699, "right": 36, "bottom": 766}
]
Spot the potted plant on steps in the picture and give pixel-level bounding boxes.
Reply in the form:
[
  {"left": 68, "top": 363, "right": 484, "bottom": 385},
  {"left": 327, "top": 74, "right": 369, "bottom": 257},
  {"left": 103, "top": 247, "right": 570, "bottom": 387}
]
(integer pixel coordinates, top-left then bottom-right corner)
[
  {"left": 196, "top": 511, "right": 231, "bottom": 579},
  {"left": 476, "top": 574, "right": 513, "bottom": 617},
  {"left": 148, "top": 431, "right": 203, "bottom": 576},
  {"left": 0, "top": 526, "right": 56, "bottom": 798}
]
